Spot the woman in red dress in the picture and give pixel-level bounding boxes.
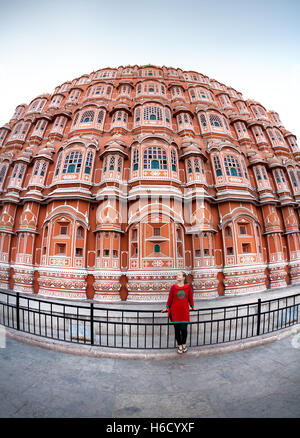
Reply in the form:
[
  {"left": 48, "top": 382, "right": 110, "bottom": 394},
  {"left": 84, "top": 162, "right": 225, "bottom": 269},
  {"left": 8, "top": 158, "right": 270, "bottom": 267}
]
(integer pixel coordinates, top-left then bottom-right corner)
[{"left": 161, "top": 272, "right": 195, "bottom": 354}]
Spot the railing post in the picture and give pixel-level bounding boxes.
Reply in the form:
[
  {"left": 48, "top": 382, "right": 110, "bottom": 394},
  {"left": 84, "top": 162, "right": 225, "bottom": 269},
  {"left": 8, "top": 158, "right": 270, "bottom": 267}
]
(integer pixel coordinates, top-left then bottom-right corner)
[
  {"left": 90, "top": 302, "right": 94, "bottom": 345},
  {"left": 256, "top": 298, "right": 261, "bottom": 336},
  {"left": 16, "top": 292, "right": 20, "bottom": 331}
]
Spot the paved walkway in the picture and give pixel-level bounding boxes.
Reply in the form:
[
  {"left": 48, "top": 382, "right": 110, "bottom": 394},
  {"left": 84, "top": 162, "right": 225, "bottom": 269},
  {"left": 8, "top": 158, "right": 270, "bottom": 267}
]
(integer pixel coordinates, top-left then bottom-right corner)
[{"left": 1, "top": 331, "right": 300, "bottom": 418}]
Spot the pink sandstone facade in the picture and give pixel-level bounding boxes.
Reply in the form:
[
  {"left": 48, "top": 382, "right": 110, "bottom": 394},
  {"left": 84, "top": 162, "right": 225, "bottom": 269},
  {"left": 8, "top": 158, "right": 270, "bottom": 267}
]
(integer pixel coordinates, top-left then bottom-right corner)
[{"left": 0, "top": 64, "right": 299, "bottom": 302}]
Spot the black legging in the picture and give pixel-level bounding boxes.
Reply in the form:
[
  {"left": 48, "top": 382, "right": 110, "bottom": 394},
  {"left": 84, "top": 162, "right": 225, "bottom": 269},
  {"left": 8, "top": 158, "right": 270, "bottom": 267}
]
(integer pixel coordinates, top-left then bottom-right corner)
[{"left": 174, "top": 323, "right": 188, "bottom": 345}]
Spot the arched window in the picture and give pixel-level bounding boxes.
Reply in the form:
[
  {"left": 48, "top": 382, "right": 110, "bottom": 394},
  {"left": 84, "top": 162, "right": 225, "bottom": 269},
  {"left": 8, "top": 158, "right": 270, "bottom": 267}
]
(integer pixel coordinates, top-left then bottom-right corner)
[
  {"left": 143, "top": 147, "right": 167, "bottom": 170},
  {"left": 187, "top": 159, "right": 192, "bottom": 174},
  {"left": 213, "top": 156, "right": 222, "bottom": 176},
  {"left": 255, "top": 167, "right": 262, "bottom": 181},
  {"left": 0, "top": 164, "right": 7, "bottom": 183},
  {"left": 11, "top": 164, "right": 25, "bottom": 185},
  {"left": 143, "top": 106, "right": 162, "bottom": 121},
  {"left": 189, "top": 88, "right": 196, "bottom": 100},
  {"left": 62, "top": 151, "right": 83, "bottom": 174},
  {"left": 194, "top": 158, "right": 204, "bottom": 174},
  {"left": 133, "top": 148, "right": 139, "bottom": 171},
  {"left": 80, "top": 110, "right": 94, "bottom": 123},
  {"left": 103, "top": 157, "right": 107, "bottom": 173},
  {"left": 135, "top": 107, "right": 141, "bottom": 122},
  {"left": 97, "top": 110, "right": 105, "bottom": 124},
  {"left": 261, "top": 166, "right": 268, "bottom": 180},
  {"left": 77, "top": 226, "right": 84, "bottom": 238},
  {"left": 209, "top": 114, "right": 222, "bottom": 127},
  {"left": 165, "top": 108, "right": 171, "bottom": 124},
  {"left": 33, "top": 161, "right": 40, "bottom": 176},
  {"left": 224, "top": 155, "right": 242, "bottom": 177},
  {"left": 40, "top": 161, "right": 47, "bottom": 176},
  {"left": 109, "top": 156, "right": 115, "bottom": 171},
  {"left": 200, "top": 114, "right": 207, "bottom": 127},
  {"left": 274, "top": 169, "right": 280, "bottom": 183},
  {"left": 51, "top": 116, "right": 67, "bottom": 134},
  {"left": 55, "top": 151, "right": 63, "bottom": 176},
  {"left": 154, "top": 244, "right": 160, "bottom": 253},
  {"left": 289, "top": 170, "right": 298, "bottom": 187},
  {"left": 225, "top": 226, "right": 232, "bottom": 237},
  {"left": 171, "top": 149, "right": 177, "bottom": 172},
  {"left": 13, "top": 122, "right": 22, "bottom": 135},
  {"left": 117, "top": 157, "right": 122, "bottom": 173},
  {"left": 73, "top": 113, "right": 79, "bottom": 126},
  {"left": 84, "top": 151, "right": 94, "bottom": 174}
]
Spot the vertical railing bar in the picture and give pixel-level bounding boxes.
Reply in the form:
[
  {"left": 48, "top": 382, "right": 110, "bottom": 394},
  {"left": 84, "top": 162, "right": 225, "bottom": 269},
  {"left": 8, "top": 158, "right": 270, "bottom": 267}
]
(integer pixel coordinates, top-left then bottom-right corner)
[
  {"left": 50, "top": 303, "right": 53, "bottom": 339},
  {"left": 256, "top": 299, "right": 261, "bottom": 336},
  {"left": 235, "top": 307, "right": 238, "bottom": 341},
  {"left": 106, "top": 309, "right": 109, "bottom": 347},
  {"left": 210, "top": 309, "right": 213, "bottom": 344},
  {"left": 223, "top": 308, "right": 226, "bottom": 343},
  {"left": 63, "top": 304, "right": 66, "bottom": 341},
  {"left": 197, "top": 309, "right": 200, "bottom": 346},
  {"left": 159, "top": 324, "right": 162, "bottom": 350},
  {"left": 121, "top": 310, "right": 124, "bottom": 348},
  {"left": 16, "top": 292, "right": 20, "bottom": 331},
  {"left": 246, "top": 305, "right": 249, "bottom": 338},
  {"left": 90, "top": 303, "right": 94, "bottom": 346},
  {"left": 152, "top": 312, "right": 154, "bottom": 349},
  {"left": 114, "top": 318, "right": 116, "bottom": 347},
  {"left": 38, "top": 300, "right": 41, "bottom": 336},
  {"left": 137, "top": 311, "right": 139, "bottom": 349}
]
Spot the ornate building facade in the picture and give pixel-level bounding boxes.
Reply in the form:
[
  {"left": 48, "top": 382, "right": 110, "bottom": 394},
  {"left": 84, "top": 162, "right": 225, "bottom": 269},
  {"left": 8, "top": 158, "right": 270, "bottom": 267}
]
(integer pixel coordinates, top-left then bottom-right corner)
[{"left": 0, "top": 64, "right": 299, "bottom": 301}]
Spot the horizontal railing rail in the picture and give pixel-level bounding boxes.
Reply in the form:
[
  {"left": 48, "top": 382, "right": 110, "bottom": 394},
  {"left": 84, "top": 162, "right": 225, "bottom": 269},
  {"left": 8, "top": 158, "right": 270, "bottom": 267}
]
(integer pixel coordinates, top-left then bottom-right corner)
[{"left": 0, "top": 289, "right": 299, "bottom": 350}]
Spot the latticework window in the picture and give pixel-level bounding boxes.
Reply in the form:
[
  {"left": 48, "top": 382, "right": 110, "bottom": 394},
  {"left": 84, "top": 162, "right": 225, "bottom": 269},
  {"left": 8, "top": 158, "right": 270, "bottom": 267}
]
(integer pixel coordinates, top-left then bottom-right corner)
[
  {"left": 165, "top": 108, "right": 171, "bottom": 123},
  {"left": 289, "top": 170, "right": 298, "bottom": 187},
  {"left": 55, "top": 152, "right": 62, "bottom": 176},
  {"left": 224, "top": 155, "right": 242, "bottom": 177},
  {"left": 84, "top": 151, "right": 94, "bottom": 174},
  {"left": 255, "top": 167, "right": 262, "bottom": 181},
  {"left": 135, "top": 108, "right": 141, "bottom": 122},
  {"left": 200, "top": 114, "right": 207, "bottom": 127},
  {"left": 143, "top": 147, "right": 167, "bottom": 170},
  {"left": 109, "top": 156, "right": 115, "bottom": 171},
  {"left": 80, "top": 110, "right": 95, "bottom": 123},
  {"left": 143, "top": 106, "right": 163, "bottom": 121},
  {"left": 97, "top": 110, "right": 105, "bottom": 124},
  {"left": 209, "top": 114, "right": 223, "bottom": 127},
  {"left": 0, "top": 164, "right": 7, "bottom": 183},
  {"left": 171, "top": 149, "right": 177, "bottom": 172},
  {"left": 62, "top": 151, "right": 83, "bottom": 174},
  {"left": 133, "top": 148, "right": 139, "bottom": 171},
  {"left": 213, "top": 156, "right": 222, "bottom": 176}
]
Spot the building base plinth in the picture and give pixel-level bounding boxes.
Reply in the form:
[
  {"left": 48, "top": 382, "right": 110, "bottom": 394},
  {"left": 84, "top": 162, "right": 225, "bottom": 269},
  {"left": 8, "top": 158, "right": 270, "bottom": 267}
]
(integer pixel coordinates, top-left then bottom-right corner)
[
  {"left": 223, "top": 266, "right": 266, "bottom": 296},
  {"left": 13, "top": 267, "right": 34, "bottom": 294},
  {"left": 38, "top": 270, "right": 87, "bottom": 300},
  {"left": 268, "top": 264, "right": 288, "bottom": 289}
]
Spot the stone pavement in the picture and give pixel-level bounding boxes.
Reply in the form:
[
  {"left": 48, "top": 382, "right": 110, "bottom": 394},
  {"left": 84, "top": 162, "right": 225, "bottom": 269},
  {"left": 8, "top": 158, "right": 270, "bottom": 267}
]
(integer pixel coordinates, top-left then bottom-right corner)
[{"left": 1, "top": 331, "right": 300, "bottom": 418}]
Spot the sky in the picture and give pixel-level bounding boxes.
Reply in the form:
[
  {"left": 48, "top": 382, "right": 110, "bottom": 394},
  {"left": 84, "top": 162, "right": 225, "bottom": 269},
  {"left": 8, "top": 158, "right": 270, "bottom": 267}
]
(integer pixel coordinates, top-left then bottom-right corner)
[{"left": 0, "top": 0, "right": 299, "bottom": 139}]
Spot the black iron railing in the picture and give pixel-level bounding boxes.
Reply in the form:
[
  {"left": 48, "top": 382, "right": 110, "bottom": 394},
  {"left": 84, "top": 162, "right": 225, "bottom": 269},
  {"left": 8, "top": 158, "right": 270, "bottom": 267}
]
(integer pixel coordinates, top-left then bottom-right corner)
[{"left": 0, "top": 290, "right": 299, "bottom": 350}]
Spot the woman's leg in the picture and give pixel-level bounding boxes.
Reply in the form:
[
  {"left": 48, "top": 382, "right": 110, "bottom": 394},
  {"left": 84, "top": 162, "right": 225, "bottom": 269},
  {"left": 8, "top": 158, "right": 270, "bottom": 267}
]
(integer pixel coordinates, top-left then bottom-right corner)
[
  {"left": 180, "top": 323, "right": 188, "bottom": 346},
  {"left": 174, "top": 324, "right": 182, "bottom": 345}
]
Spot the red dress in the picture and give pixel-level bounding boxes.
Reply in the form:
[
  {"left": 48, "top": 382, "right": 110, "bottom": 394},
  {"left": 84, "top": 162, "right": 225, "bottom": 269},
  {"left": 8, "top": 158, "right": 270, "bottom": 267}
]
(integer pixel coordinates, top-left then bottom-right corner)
[{"left": 166, "top": 283, "right": 194, "bottom": 323}]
